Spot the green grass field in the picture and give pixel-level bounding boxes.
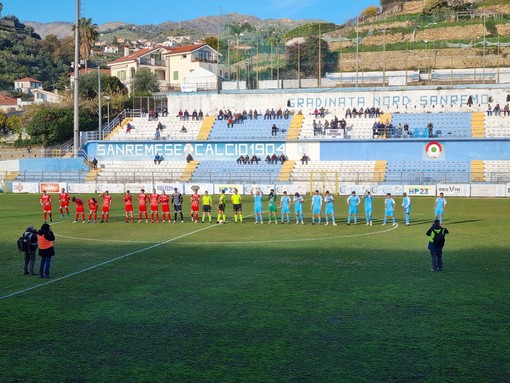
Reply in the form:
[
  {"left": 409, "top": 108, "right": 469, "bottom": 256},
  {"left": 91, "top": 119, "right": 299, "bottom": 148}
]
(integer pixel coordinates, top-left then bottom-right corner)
[{"left": 0, "top": 193, "right": 509, "bottom": 383}]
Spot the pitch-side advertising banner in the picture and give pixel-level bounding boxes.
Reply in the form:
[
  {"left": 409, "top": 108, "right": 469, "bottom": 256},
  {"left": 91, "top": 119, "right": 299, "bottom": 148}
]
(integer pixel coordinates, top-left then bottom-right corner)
[
  {"left": 97, "top": 183, "right": 125, "bottom": 193},
  {"left": 436, "top": 184, "right": 471, "bottom": 197},
  {"left": 470, "top": 184, "right": 506, "bottom": 197},
  {"left": 338, "top": 185, "right": 371, "bottom": 196},
  {"left": 244, "top": 184, "right": 275, "bottom": 195},
  {"left": 404, "top": 185, "right": 437, "bottom": 196},
  {"left": 125, "top": 183, "right": 153, "bottom": 193},
  {"left": 12, "top": 182, "right": 39, "bottom": 193},
  {"left": 156, "top": 183, "right": 185, "bottom": 193},
  {"left": 68, "top": 183, "right": 97, "bottom": 194},
  {"left": 182, "top": 183, "right": 213, "bottom": 194},
  {"left": 506, "top": 183, "right": 510, "bottom": 197},
  {"left": 275, "top": 184, "right": 304, "bottom": 195},
  {"left": 40, "top": 182, "right": 67, "bottom": 193},
  {"left": 214, "top": 184, "right": 243, "bottom": 194},
  {"left": 369, "top": 184, "right": 404, "bottom": 196}
]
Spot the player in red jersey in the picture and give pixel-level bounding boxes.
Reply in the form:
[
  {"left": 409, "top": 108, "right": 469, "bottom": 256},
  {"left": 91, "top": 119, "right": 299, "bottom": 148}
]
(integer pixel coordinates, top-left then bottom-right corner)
[
  {"left": 71, "top": 196, "right": 85, "bottom": 223},
  {"left": 87, "top": 197, "right": 98, "bottom": 223},
  {"left": 100, "top": 190, "right": 112, "bottom": 223},
  {"left": 40, "top": 190, "right": 53, "bottom": 222},
  {"left": 123, "top": 190, "right": 135, "bottom": 223},
  {"left": 149, "top": 188, "right": 160, "bottom": 223},
  {"left": 160, "top": 190, "right": 170, "bottom": 222},
  {"left": 190, "top": 191, "right": 200, "bottom": 223},
  {"left": 58, "top": 187, "right": 70, "bottom": 219},
  {"left": 138, "top": 189, "right": 149, "bottom": 223}
]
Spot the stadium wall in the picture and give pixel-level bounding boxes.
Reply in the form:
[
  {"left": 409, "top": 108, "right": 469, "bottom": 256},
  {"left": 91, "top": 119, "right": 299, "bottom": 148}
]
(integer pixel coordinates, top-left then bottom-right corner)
[
  {"left": 167, "top": 86, "right": 509, "bottom": 116},
  {"left": 84, "top": 139, "right": 510, "bottom": 162},
  {"left": 18, "top": 158, "right": 88, "bottom": 172}
]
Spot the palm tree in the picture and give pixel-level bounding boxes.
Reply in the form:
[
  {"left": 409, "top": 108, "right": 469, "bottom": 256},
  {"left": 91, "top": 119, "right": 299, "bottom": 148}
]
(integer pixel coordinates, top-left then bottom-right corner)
[{"left": 72, "top": 17, "right": 99, "bottom": 69}]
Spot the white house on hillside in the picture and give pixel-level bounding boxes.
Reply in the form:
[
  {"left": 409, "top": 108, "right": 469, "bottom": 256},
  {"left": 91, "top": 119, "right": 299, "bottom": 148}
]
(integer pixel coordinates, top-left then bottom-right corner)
[
  {"left": 107, "top": 44, "right": 222, "bottom": 93},
  {"left": 14, "top": 77, "right": 42, "bottom": 94}
]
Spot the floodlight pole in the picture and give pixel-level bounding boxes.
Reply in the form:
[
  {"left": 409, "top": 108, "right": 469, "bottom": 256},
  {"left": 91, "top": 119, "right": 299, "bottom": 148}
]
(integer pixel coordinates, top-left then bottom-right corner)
[
  {"left": 73, "top": 0, "right": 80, "bottom": 157},
  {"left": 98, "top": 64, "right": 102, "bottom": 140}
]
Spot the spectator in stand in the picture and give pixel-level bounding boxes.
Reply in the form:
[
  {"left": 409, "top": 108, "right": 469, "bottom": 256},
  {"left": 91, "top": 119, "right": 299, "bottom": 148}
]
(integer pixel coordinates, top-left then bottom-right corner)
[
  {"left": 313, "top": 120, "right": 318, "bottom": 136},
  {"left": 244, "top": 155, "right": 250, "bottom": 164},
  {"left": 372, "top": 122, "right": 378, "bottom": 139},
  {"left": 270, "top": 108, "right": 276, "bottom": 119},
  {"left": 318, "top": 121, "right": 323, "bottom": 135},
  {"left": 186, "top": 153, "right": 193, "bottom": 163},
  {"left": 180, "top": 126, "right": 187, "bottom": 133},
  {"left": 192, "top": 110, "right": 198, "bottom": 120},
  {"left": 364, "top": 108, "right": 370, "bottom": 118},
  {"left": 162, "top": 107, "right": 168, "bottom": 117},
  {"left": 319, "top": 107, "right": 326, "bottom": 118},
  {"left": 345, "top": 108, "right": 352, "bottom": 118},
  {"left": 301, "top": 154, "right": 309, "bottom": 165},
  {"left": 271, "top": 153, "right": 278, "bottom": 164},
  {"left": 272, "top": 124, "right": 278, "bottom": 136},
  {"left": 250, "top": 155, "right": 259, "bottom": 165},
  {"left": 177, "top": 109, "right": 184, "bottom": 120},
  {"left": 264, "top": 109, "right": 270, "bottom": 120},
  {"left": 494, "top": 103, "right": 501, "bottom": 116},
  {"left": 504, "top": 104, "right": 510, "bottom": 117},
  {"left": 154, "top": 126, "right": 161, "bottom": 140},
  {"left": 154, "top": 153, "right": 162, "bottom": 165},
  {"left": 279, "top": 154, "right": 286, "bottom": 164},
  {"left": 487, "top": 104, "right": 492, "bottom": 116},
  {"left": 313, "top": 108, "right": 319, "bottom": 118},
  {"left": 427, "top": 122, "right": 434, "bottom": 138},
  {"left": 92, "top": 158, "right": 98, "bottom": 169},
  {"left": 284, "top": 109, "right": 290, "bottom": 119},
  {"left": 183, "top": 109, "right": 190, "bottom": 120},
  {"left": 198, "top": 110, "right": 204, "bottom": 120},
  {"left": 358, "top": 107, "right": 364, "bottom": 118},
  {"left": 126, "top": 123, "right": 133, "bottom": 133},
  {"left": 265, "top": 155, "right": 271, "bottom": 164},
  {"left": 276, "top": 108, "right": 283, "bottom": 119},
  {"left": 218, "top": 110, "right": 224, "bottom": 120},
  {"left": 254, "top": 109, "right": 259, "bottom": 120},
  {"left": 236, "top": 156, "right": 243, "bottom": 164},
  {"left": 352, "top": 107, "right": 358, "bottom": 118},
  {"left": 324, "top": 120, "right": 330, "bottom": 130}
]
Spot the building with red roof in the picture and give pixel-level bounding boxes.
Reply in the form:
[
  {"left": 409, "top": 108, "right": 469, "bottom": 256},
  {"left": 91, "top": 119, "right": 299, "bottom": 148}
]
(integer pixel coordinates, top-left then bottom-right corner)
[
  {"left": 14, "top": 77, "right": 43, "bottom": 94},
  {"left": 107, "top": 44, "right": 222, "bottom": 93}
]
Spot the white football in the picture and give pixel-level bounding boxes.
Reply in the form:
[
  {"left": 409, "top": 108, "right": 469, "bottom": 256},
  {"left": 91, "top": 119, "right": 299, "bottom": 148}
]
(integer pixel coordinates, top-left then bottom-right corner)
[{"left": 219, "top": 219, "right": 224, "bottom": 224}]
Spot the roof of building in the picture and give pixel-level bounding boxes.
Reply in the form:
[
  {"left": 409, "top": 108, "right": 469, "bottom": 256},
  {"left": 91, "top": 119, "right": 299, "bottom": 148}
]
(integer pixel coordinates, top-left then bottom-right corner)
[
  {"left": 0, "top": 93, "right": 17, "bottom": 105},
  {"left": 107, "top": 47, "right": 163, "bottom": 65},
  {"left": 15, "top": 77, "right": 42, "bottom": 83},
  {"left": 163, "top": 44, "right": 206, "bottom": 56}
]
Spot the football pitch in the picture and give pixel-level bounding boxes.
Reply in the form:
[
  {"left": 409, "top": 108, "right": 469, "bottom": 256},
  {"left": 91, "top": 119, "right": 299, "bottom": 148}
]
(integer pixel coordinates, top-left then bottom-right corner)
[{"left": 0, "top": 193, "right": 509, "bottom": 383}]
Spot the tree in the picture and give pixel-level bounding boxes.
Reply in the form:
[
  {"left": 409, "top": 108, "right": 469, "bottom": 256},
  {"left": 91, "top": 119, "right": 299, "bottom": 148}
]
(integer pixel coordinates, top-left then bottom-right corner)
[
  {"left": 132, "top": 69, "right": 160, "bottom": 95},
  {"left": 79, "top": 71, "right": 127, "bottom": 100},
  {"left": 361, "top": 6, "right": 381, "bottom": 20},
  {"left": 6, "top": 115, "right": 24, "bottom": 139},
  {"left": 25, "top": 104, "right": 96, "bottom": 146},
  {"left": 72, "top": 17, "right": 99, "bottom": 69},
  {"left": 284, "top": 36, "right": 336, "bottom": 78}
]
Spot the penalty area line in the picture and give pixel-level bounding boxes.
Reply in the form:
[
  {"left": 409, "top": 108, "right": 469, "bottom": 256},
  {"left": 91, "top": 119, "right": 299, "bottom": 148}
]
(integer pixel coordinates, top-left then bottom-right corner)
[{"left": 0, "top": 224, "right": 215, "bottom": 301}]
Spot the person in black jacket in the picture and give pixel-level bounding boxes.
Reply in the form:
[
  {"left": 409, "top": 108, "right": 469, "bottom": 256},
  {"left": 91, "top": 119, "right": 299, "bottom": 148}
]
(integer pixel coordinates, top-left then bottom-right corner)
[
  {"left": 37, "top": 223, "right": 56, "bottom": 278},
  {"left": 426, "top": 219, "right": 449, "bottom": 272},
  {"left": 22, "top": 225, "right": 38, "bottom": 275}
]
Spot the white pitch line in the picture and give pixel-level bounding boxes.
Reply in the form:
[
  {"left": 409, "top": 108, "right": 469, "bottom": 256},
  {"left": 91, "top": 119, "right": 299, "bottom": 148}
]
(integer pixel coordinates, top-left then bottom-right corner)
[{"left": 0, "top": 224, "right": 216, "bottom": 301}]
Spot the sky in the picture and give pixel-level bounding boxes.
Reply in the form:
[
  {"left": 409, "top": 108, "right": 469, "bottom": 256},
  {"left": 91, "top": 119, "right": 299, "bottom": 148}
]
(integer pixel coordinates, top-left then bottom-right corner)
[{"left": 2, "top": 0, "right": 378, "bottom": 26}]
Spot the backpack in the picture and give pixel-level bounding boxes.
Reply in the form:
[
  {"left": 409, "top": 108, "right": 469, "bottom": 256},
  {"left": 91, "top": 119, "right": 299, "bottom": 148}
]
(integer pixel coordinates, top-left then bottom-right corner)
[
  {"left": 17, "top": 233, "right": 30, "bottom": 253},
  {"left": 432, "top": 229, "right": 445, "bottom": 248}
]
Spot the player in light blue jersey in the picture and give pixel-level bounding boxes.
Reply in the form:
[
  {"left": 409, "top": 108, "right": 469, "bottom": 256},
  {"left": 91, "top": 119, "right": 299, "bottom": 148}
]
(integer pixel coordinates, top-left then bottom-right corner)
[
  {"left": 434, "top": 192, "right": 447, "bottom": 223},
  {"left": 293, "top": 192, "right": 304, "bottom": 225},
  {"left": 363, "top": 190, "right": 373, "bottom": 226},
  {"left": 280, "top": 191, "right": 291, "bottom": 224},
  {"left": 401, "top": 192, "right": 411, "bottom": 226},
  {"left": 346, "top": 191, "right": 361, "bottom": 225},
  {"left": 310, "top": 190, "right": 323, "bottom": 225},
  {"left": 383, "top": 193, "right": 396, "bottom": 226},
  {"left": 252, "top": 189, "right": 264, "bottom": 224},
  {"left": 323, "top": 191, "right": 337, "bottom": 226}
]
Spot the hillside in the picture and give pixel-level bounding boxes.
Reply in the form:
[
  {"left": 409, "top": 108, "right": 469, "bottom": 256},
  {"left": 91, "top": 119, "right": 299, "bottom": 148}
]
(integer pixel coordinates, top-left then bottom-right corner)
[{"left": 27, "top": 13, "right": 324, "bottom": 42}]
